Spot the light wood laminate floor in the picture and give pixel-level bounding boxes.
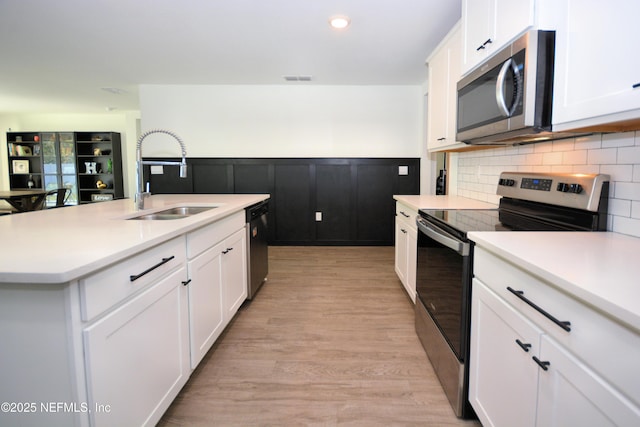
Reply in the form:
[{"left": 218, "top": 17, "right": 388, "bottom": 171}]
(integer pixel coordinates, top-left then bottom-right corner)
[{"left": 158, "top": 246, "right": 481, "bottom": 426}]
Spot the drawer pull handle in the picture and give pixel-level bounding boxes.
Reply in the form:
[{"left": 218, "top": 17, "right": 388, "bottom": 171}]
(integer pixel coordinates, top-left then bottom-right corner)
[
  {"left": 437, "top": 137, "right": 446, "bottom": 141},
  {"left": 222, "top": 247, "right": 234, "bottom": 254},
  {"left": 633, "top": 82, "right": 640, "bottom": 89},
  {"left": 401, "top": 228, "right": 407, "bottom": 234},
  {"left": 182, "top": 279, "right": 192, "bottom": 286},
  {"left": 507, "top": 287, "right": 571, "bottom": 332},
  {"left": 400, "top": 211, "right": 411, "bottom": 218},
  {"left": 533, "top": 356, "right": 550, "bottom": 371},
  {"left": 515, "top": 339, "right": 531, "bottom": 352},
  {"left": 129, "top": 256, "right": 175, "bottom": 282}
]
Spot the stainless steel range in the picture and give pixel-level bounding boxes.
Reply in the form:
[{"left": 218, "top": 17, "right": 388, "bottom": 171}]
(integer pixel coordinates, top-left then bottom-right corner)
[{"left": 414, "top": 172, "right": 610, "bottom": 418}]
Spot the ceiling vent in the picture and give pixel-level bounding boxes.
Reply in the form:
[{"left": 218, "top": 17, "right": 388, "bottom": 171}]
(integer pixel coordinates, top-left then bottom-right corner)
[{"left": 283, "top": 75, "right": 313, "bottom": 82}]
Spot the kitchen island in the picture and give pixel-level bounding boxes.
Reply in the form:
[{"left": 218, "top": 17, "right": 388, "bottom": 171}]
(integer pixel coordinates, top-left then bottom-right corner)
[{"left": 0, "top": 194, "right": 269, "bottom": 427}]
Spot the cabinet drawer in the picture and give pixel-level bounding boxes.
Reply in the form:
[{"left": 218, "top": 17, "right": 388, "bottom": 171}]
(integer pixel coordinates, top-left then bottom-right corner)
[
  {"left": 395, "top": 203, "right": 418, "bottom": 228},
  {"left": 80, "top": 237, "right": 186, "bottom": 322},
  {"left": 187, "top": 211, "right": 245, "bottom": 259},
  {"left": 474, "top": 246, "right": 640, "bottom": 405}
]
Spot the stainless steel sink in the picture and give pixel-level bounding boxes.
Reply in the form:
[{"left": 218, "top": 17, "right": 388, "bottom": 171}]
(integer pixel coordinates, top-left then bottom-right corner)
[{"left": 128, "top": 206, "right": 216, "bottom": 220}]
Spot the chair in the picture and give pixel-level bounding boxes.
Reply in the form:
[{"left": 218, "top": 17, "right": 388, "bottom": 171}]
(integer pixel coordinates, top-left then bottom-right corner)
[{"left": 35, "top": 188, "right": 70, "bottom": 210}]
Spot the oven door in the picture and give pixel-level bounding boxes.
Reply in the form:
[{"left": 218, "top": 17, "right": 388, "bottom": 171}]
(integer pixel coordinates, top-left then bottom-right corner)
[{"left": 415, "top": 216, "right": 472, "bottom": 361}]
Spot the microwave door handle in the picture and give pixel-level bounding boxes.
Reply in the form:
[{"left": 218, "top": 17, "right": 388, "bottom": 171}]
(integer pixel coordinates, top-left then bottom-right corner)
[
  {"left": 495, "top": 58, "right": 513, "bottom": 117},
  {"left": 416, "top": 218, "right": 469, "bottom": 256}
]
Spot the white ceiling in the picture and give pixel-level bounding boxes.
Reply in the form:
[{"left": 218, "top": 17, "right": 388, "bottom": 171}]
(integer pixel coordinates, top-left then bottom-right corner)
[{"left": 0, "top": 0, "right": 460, "bottom": 114}]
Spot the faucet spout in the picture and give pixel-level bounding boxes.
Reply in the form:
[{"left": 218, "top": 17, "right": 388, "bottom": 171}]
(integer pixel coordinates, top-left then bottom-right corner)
[{"left": 135, "top": 129, "right": 188, "bottom": 210}]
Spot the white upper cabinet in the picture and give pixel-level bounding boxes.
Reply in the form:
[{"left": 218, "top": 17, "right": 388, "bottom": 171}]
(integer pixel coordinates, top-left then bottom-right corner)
[
  {"left": 552, "top": 0, "right": 640, "bottom": 131},
  {"left": 462, "top": 0, "right": 535, "bottom": 75},
  {"left": 427, "top": 23, "right": 466, "bottom": 151}
]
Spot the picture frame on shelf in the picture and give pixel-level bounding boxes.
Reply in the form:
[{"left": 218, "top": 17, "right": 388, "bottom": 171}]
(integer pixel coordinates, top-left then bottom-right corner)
[
  {"left": 91, "top": 193, "right": 113, "bottom": 202},
  {"left": 12, "top": 160, "right": 29, "bottom": 174}
]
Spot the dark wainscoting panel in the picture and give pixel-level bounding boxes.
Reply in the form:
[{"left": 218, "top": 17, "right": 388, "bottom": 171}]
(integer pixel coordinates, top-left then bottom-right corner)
[{"left": 145, "top": 158, "right": 419, "bottom": 245}]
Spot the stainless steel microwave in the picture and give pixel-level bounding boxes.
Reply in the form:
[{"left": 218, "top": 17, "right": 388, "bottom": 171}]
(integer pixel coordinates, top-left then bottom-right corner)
[{"left": 456, "top": 30, "right": 556, "bottom": 145}]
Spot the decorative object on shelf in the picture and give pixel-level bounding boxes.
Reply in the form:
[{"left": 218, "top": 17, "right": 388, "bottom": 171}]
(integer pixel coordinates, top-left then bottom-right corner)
[
  {"left": 15, "top": 136, "right": 22, "bottom": 142},
  {"left": 33, "top": 135, "right": 40, "bottom": 142},
  {"left": 96, "top": 180, "right": 107, "bottom": 189},
  {"left": 33, "top": 144, "right": 40, "bottom": 155},
  {"left": 27, "top": 175, "right": 35, "bottom": 188},
  {"left": 12, "top": 160, "right": 29, "bottom": 174},
  {"left": 85, "top": 162, "right": 97, "bottom": 174},
  {"left": 91, "top": 193, "right": 113, "bottom": 202},
  {"left": 93, "top": 147, "right": 102, "bottom": 156}
]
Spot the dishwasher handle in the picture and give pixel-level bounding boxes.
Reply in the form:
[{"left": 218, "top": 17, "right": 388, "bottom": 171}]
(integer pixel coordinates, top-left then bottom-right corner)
[{"left": 416, "top": 217, "right": 470, "bottom": 256}]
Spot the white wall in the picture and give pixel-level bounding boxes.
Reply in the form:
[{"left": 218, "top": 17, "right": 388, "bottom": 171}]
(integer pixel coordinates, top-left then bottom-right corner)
[
  {"left": 451, "top": 132, "right": 640, "bottom": 238},
  {"left": 138, "top": 85, "right": 423, "bottom": 158}
]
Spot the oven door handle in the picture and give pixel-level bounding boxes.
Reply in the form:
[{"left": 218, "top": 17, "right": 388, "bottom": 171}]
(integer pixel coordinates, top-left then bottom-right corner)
[{"left": 416, "top": 217, "right": 470, "bottom": 256}]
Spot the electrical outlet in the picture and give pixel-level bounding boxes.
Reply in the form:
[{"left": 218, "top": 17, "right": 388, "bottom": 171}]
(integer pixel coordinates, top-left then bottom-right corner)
[
  {"left": 315, "top": 212, "right": 322, "bottom": 221},
  {"left": 398, "top": 166, "right": 409, "bottom": 176},
  {"left": 150, "top": 165, "right": 164, "bottom": 174}
]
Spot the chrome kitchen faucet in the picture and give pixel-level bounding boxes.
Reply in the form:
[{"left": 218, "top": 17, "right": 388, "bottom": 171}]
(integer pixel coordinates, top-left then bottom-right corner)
[{"left": 135, "top": 129, "right": 188, "bottom": 210}]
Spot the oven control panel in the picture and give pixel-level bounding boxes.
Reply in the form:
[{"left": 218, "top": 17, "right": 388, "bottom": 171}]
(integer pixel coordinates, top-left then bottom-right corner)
[{"left": 497, "top": 172, "right": 609, "bottom": 212}]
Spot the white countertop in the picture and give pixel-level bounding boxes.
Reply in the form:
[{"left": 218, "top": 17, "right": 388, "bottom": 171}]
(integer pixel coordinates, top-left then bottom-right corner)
[
  {"left": 469, "top": 231, "right": 640, "bottom": 332},
  {"left": 0, "top": 194, "right": 269, "bottom": 284},
  {"left": 394, "top": 195, "right": 497, "bottom": 211}
]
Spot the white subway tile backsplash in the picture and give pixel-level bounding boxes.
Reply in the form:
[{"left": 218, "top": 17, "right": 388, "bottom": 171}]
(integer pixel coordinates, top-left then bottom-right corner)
[
  {"left": 602, "top": 131, "right": 635, "bottom": 148},
  {"left": 618, "top": 146, "right": 640, "bottom": 164},
  {"left": 587, "top": 148, "right": 617, "bottom": 165},
  {"left": 562, "top": 149, "right": 587, "bottom": 165},
  {"left": 455, "top": 131, "right": 640, "bottom": 238},
  {"left": 600, "top": 164, "right": 633, "bottom": 182},
  {"left": 632, "top": 201, "right": 640, "bottom": 219},
  {"left": 608, "top": 198, "right": 631, "bottom": 217},
  {"left": 543, "top": 151, "right": 563, "bottom": 164},
  {"left": 615, "top": 182, "right": 640, "bottom": 200},
  {"left": 575, "top": 134, "right": 603, "bottom": 149}
]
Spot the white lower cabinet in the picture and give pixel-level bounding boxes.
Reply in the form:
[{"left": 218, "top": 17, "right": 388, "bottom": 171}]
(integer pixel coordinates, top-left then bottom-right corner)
[
  {"left": 469, "top": 279, "right": 540, "bottom": 427},
  {"left": 394, "top": 202, "right": 417, "bottom": 302},
  {"left": 83, "top": 266, "right": 190, "bottom": 427},
  {"left": 536, "top": 335, "right": 640, "bottom": 427},
  {"left": 470, "top": 247, "right": 640, "bottom": 427},
  {"left": 187, "top": 227, "right": 247, "bottom": 368},
  {"left": 188, "top": 242, "right": 224, "bottom": 368}
]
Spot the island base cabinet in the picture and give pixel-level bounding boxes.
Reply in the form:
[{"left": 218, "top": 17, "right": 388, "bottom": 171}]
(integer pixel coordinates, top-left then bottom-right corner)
[
  {"left": 188, "top": 243, "right": 224, "bottom": 368},
  {"left": 187, "top": 225, "right": 247, "bottom": 369},
  {"left": 536, "top": 335, "right": 640, "bottom": 427},
  {"left": 222, "top": 228, "right": 248, "bottom": 319},
  {"left": 83, "top": 266, "right": 190, "bottom": 427}
]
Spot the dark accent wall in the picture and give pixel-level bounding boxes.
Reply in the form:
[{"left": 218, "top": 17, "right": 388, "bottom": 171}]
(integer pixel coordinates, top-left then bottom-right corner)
[{"left": 145, "top": 158, "right": 420, "bottom": 246}]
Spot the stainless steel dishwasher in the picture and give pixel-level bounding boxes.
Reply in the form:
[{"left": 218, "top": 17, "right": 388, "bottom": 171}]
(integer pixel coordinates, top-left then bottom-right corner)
[{"left": 246, "top": 200, "right": 269, "bottom": 299}]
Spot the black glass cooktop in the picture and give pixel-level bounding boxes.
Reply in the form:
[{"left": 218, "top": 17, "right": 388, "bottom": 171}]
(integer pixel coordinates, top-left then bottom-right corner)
[{"left": 419, "top": 209, "right": 513, "bottom": 240}]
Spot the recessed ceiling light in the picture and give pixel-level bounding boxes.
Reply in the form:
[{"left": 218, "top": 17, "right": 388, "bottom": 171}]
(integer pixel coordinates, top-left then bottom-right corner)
[{"left": 329, "top": 15, "right": 350, "bottom": 30}]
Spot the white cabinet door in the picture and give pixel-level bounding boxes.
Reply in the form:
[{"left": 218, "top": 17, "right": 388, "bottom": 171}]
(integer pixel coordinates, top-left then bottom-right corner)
[
  {"left": 462, "top": 0, "right": 495, "bottom": 73},
  {"left": 188, "top": 242, "right": 225, "bottom": 368},
  {"left": 427, "top": 24, "right": 465, "bottom": 151},
  {"left": 462, "top": 0, "right": 534, "bottom": 75},
  {"left": 552, "top": 0, "right": 640, "bottom": 130},
  {"left": 536, "top": 335, "right": 640, "bottom": 427},
  {"left": 394, "top": 218, "right": 409, "bottom": 286},
  {"left": 83, "top": 266, "right": 190, "bottom": 427},
  {"left": 470, "top": 279, "right": 541, "bottom": 427},
  {"left": 222, "top": 228, "right": 248, "bottom": 321},
  {"left": 405, "top": 225, "right": 417, "bottom": 303}
]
